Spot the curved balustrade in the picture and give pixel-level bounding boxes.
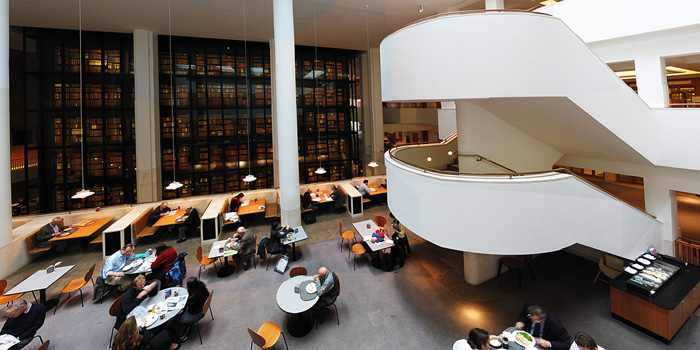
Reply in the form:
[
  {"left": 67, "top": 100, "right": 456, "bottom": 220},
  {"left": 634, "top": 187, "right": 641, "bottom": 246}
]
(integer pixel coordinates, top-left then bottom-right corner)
[{"left": 386, "top": 147, "right": 662, "bottom": 260}]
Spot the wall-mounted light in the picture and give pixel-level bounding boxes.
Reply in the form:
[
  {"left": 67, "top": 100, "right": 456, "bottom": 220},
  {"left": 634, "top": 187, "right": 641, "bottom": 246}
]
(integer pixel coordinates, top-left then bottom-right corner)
[
  {"left": 419, "top": 5, "right": 424, "bottom": 13},
  {"left": 427, "top": 157, "right": 432, "bottom": 162},
  {"left": 447, "top": 150, "right": 453, "bottom": 156}
]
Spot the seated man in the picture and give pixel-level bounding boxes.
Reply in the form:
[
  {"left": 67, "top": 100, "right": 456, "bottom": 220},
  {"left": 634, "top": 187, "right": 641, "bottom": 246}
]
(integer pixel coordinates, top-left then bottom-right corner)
[
  {"left": 115, "top": 275, "right": 159, "bottom": 330},
  {"left": 515, "top": 304, "right": 570, "bottom": 350},
  {"left": 101, "top": 243, "right": 135, "bottom": 292},
  {"left": 148, "top": 202, "right": 171, "bottom": 227},
  {"left": 0, "top": 300, "right": 46, "bottom": 350},
  {"left": 330, "top": 185, "right": 345, "bottom": 212},
  {"left": 232, "top": 226, "right": 256, "bottom": 271},
  {"left": 176, "top": 206, "right": 200, "bottom": 243},
  {"left": 301, "top": 188, "right": 318, "bottom": 215},
  {"left": 36, "top": 217, "right": 68, "bottom": 252},
  {"left": 570, "top": 332, "right": 606, "bottom": 350},
  {"left": 358, "top": 179, "right": 371, "bottom": 198},
  {"left": 310, "top": 266, "right": 338, "bottom": 324}
]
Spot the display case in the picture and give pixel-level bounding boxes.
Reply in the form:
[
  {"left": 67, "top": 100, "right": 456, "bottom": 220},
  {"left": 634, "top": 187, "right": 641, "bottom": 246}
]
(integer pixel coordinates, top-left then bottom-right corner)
[{"left": 625, "top": 254, "right": 685, "bottom": 296}]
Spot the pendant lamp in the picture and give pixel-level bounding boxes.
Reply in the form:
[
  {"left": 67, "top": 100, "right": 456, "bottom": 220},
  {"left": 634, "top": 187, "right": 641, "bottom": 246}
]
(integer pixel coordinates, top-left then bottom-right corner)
[
  {"left": 313, "top": 6, "right": 326, "bottom": 176},
  {"left": 72, "top": 0, "right": 94, "bottom": 200},
  {"left": 242, "top": 0, "right": 256, "bottom": 183},
  {"left": 364, "top": 4, "right": 379, "bottom": 170},
  {"left": 165, "top": 0, "right": 183, "bottom": 190}
]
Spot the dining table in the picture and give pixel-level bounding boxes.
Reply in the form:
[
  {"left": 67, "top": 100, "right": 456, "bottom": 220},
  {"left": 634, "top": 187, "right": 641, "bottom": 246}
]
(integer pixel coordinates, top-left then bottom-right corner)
[
  {"left": 153, "top": 208, "right": 188, "bottom": 227},
  {"left": 4, "top": 265, "right": 75, "bottom": 310},
  {"left": 310, "top": 190, "right": 333, "bottom": 204},
  {"left": 208, "top": 239, "right": 239, "bottom": 278},
  {"left": 352, "top": 219, "right": 395, "bottom": 252},
  {"left": 367, "top": 183, "right": 387, "bottom": 196},
  {"left": 489, "top": 327, "right": 545, "bottom": 350},
  {"left": 127, "top": 287, "right": 189, "bottom": 330},
  {"left": 122, "top": 254, "right": 155, "bottom": 275},
  {"left": 237, "top": 198, "right": 266, "bottom": 216},
  {"left": 281, "top": 226, "right": 308, "bottom": 262},
  {"left": 276, "top": 275, "right": 318, "bottom": 337},
  {"left": 49, "top": 217, "right": 115, "bottom": 248}
]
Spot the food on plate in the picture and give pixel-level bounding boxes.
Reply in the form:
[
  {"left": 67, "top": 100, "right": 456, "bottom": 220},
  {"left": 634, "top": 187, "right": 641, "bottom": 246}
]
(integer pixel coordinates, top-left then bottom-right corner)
[
  {"left": 305, "top": 283, "right": 317, "bottom": 294},
  {"left": 514, "top": 331, "right": 535, "bottom": 347},
  {"left": 489, "top": 336, "right": 502, "bottom": 347}
]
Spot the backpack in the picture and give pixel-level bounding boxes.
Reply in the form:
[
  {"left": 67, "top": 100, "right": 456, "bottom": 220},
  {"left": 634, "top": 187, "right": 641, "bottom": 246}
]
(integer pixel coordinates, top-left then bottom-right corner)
[
  {"left": 303, "top": 214, "right": 316, "bottom": 225},
  {"left": 167, "top": 252, "right": 188, "bottom": 287}
]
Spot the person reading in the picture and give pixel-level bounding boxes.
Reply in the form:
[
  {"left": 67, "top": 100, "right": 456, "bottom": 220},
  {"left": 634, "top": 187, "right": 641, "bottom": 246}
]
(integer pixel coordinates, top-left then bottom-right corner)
[
  {"left": 115, "top": 275, "right": 159, "bottom": 330},
  {"left": 0, "top": 300, "right": 46, "bottom": 350},
  {"left": 36, "top": 217, "right": 69, "bottom": 252}
]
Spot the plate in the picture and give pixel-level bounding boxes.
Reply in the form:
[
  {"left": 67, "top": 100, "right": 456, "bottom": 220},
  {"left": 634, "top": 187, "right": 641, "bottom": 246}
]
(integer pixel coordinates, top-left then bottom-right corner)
[
  {"left": 513, "top": 331, "right": 535, "bottom": 347},
  {"left": 143, "top": 313, "right": 159, "bottom": 327},
  {"left": 305, "top": 283, "right": 317, "bottom": 294},
  {"left": 363, "top": 234, "right": 372, "bottom": 241},
  {"left": 489, "top": 336, "right": 502, "bottom": 348},
  {"left": 63, "top": 228, "right": 72, "bottom": 232}
]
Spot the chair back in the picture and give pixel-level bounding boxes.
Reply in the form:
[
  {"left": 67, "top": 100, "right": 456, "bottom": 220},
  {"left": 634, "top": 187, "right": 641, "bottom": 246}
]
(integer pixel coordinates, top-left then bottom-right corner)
[
  {"left": 0, "top": 279, "right": 6, "bottom": 295},
  {"left": 336, "top": 274, "right": 341, "bottom": 296},
  {"left": 247, "top": 328, "right": 266, "bottom": 348},
  {"left": 338, "top": 222, "right": 342, "bottom": 235},
  {"left": 109, "top": 294, "right": 124, "bottom": 317},
  {"left": 605, "top": 254, "right": 625, "bottom": 271},
  {"left": 374, "top": 216, "right": 387, "bottom": 228},
  {"left": 289, "top": 267, "right": 307, "bottom": 278},
  {"left": 254, "top": 234, "right": 258, "bottom": 254},
  {"left": 36, "top": 340, "right": 50, "bottom": 350},
  {"left": 202, "top": 290, "right": 214, "bottom": 315},
  {"left": 352, "top": 243, "right": 366, "bottom": 255},
  {"left": 196, "top": 246, "right": 204, "bottom": 261},
  {"left": 84, "top": 264, "right": 96, "bottom": 283}
]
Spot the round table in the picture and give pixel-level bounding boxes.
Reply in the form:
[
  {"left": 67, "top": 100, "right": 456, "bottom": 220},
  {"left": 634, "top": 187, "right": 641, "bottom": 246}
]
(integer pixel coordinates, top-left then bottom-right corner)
[
  {"left": 275, "top": 276, "right": 318, "bottom": 337},
  {"left": 129, "top": 286, "right": 188, "bottom": 330},
  {"left": 491, "top": 327, "right": 544, "bottom": 350}
]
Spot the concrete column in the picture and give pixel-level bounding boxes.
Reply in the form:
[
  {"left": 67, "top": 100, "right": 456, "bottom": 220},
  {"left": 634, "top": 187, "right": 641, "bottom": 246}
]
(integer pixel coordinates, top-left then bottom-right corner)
[
  {"left": 362, "top": 48, "right": 384, "bottom": 176},
  {"left": 0, "top": 0, "right": 10, "bottom": 248},
  {"left": 644, "top": 181, "right": 677, "bottom": 255},
  {"left": 485, "top": 0, "right": 505, "bottom": 10},
  {"left": 635, "top": 56, "right": 669, "bottom": 108},
  {"left": 133, "top": 30, "right": 162, "bottom": 203},
  {"left": 272, "top": 0, "right": 301, "bottom": 226},
  {"left": 269, "top": 39, "right": 279, "bottom": 188}
]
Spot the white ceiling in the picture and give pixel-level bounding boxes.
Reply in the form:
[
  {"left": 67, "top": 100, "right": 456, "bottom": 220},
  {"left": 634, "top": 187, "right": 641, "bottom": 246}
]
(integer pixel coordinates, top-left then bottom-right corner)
[{"left": 9, "top": 0, "right": 541, "bottom": 50}]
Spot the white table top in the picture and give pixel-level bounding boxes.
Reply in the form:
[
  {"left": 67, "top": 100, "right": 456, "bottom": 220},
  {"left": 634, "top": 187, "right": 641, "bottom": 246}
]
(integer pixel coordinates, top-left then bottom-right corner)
[
  {"left": 208, "top": 239, "right": 239, "bottom": 259},
  {"left": 129, "top": 287, "right": 189, "bottom": 330},
  {"left": 281, "top": 226, "right": 308, "bottom": 245},
  {"left": 352, "top": 220, "right": 395, "bottom": 252},
  {"left": 4, "top": 265, "right": 75, "bottom": 295},
  {"left": 276, "top": 275, "right": 318, "bottom": 314}
]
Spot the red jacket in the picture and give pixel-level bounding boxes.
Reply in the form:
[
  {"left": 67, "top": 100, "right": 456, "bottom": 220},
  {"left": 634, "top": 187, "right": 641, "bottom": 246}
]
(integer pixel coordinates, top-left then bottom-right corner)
[{"left": 150, "top": 247, "right": 177, "bottom": 273}]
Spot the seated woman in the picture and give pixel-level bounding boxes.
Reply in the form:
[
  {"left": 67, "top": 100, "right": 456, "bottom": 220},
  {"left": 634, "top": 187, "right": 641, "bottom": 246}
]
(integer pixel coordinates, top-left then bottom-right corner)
[
  {"left": 171, "top": 277, "right": 210, "bottom": 343},
  {"left": 467, "top": 328, "right": 489, "bottom": 350},
  {"left": 229, "top": 193, "right": 244, "bottom": 212},
  {"left": 146, "top": 243, "right": 177, "bottom": 286},
  {"left": 115, "top": 275, "right": 159, "bottom": 330},
  {"left": 113, "top": 316, "right": 177, "bottom": 350},
  {"left": 267, "top": 222, "right": 290, "bottom": 255}
]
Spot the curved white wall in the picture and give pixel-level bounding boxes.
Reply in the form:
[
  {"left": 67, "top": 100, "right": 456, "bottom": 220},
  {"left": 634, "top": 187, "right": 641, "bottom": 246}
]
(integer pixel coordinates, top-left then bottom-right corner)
[{"left": 386, "top": 152, "right": 662, "bottom": 260}]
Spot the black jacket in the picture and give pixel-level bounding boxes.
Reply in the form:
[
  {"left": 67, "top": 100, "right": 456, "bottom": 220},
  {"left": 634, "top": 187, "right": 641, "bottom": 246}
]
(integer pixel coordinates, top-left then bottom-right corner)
[
  {"left": 302, "top": 192, "right": 313, "bottom": 208},
  {"left": 183, "top": 208, "right": 200, "bottom": 230},
  {"left": 0, "top": 303, "right": 46, "bottom": 340},
  {"left": 148, "top": 206, "right": 171, "bottom": 227},
  {"left": 516, "top": 304, "right": 570, "bottom": 350},
  {"left": 37, "top": 223, "right": 65, "bottom": 248},
  {"left": 116, "top": 287, "right": 146, "bottom": 330}
]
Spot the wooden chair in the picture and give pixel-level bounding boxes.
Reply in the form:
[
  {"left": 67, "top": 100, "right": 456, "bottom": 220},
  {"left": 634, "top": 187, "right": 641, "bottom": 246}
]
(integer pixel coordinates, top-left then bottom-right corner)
[
  {"left": 197, "top": 246, "right": 219, "bottom": 278},
  {"left": 593, "top": 254, "right": 625, "bottom": 283},
  {"left": 374, "top": 215, "right": 387, "bottom": 229},
  {"left": 289, "top": 267, "right": 307, "bottom": 278},
  {"left": 108, "top": 294, "right": 124, "bottom": 348},
  {"left": 195, "top": 290, "right": 215, "bottom": 344},
  {"left": 35, "top": 340, "right": 50, "bottom": 350},
  {"left": 0, "top": 279, "right": 24, "bottom": 305},
  {"left": 497, "top": 255, "right": 535, "bottom": 289},
  {"left": 351, "top": 244, "right": 366, "bottom": 271},
  {"left": 54, "top": 264, "right": 96, "bottom": 314},
  {"left": 341, "top": 231, "right": 355, "bottom": 258},
  {"left": 248, "top": 322, "right": 288, "bottom": 350}
]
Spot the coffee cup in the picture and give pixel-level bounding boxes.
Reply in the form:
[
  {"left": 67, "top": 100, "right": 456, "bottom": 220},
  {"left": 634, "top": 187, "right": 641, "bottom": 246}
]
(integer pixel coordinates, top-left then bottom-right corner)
[
  {"left": 174, "top": 290, "right": 179, "bottom": 297},
  {"left": 159, "top": 312, "right": 166, "bottom": 320}
]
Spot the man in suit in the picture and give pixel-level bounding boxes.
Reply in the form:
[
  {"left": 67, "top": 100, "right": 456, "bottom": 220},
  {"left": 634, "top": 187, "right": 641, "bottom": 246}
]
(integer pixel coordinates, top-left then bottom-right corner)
[
  {"left": 176, "top": 206, "right": 200, "bottom": 243},
  {"left": 515, "top": 304, "right": 570, "bottom": 350},
  {"left": 0, "top": 300, "right": 46, "bottom": 350},
  {"left": 232, "top": 226, "right": 255, "bottom": 271},
  {"left": 330, "top": 185, "right": 345, "bottom": 212},
  {"left": 36, "top": 217, "right": 68, "bottom": 252},
  {"left": 301, "top": 188, "right": 318, "bottom": 214},
  {"left": 148, "top": 202, "right": 171, "bottom": 227}
]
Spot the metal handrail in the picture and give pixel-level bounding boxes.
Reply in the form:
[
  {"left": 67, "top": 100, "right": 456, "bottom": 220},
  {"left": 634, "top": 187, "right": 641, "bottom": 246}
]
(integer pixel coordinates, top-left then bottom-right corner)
[{"left": 388, "top": 146, "right": 657, "bottom": 219}]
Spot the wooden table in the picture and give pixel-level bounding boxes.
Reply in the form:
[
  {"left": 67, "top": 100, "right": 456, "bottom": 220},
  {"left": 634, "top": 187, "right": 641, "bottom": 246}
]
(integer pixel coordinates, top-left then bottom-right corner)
[
  {"left": 310, "top": 190, "right": 333, "bottom": 203},
  {"left": 276, "top": 275, "right": 318, "bottom": 337},
  {"left": 367, "top": 184, "right": 387, "bottom": 196},
  {"left": 237, "top": 198, "right": 266, "bottom": 216},
  {"left": 49, "top": 217, "right": 115, "bottom": 241},
  {"left": 152, "top": 208, "right": 188, "bottom": 227},
  {"left": 4, "top": 265, "right": 75, "bottom": 310}
]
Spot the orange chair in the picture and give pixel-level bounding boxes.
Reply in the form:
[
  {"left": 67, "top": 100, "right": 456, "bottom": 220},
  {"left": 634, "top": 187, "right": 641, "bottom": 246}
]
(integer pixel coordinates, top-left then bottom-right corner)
[
  {"left": 108, "top": 294, "right": 124, "bottom": 348},
  {"left": 35, "top": 340, "right": 50, "bottom": 350},
  {"left": 54, "top": 264, "right": 95, "bottom": 314},
  {"left": 0, "top": 279, "right": 24, "bottom": 306},
  {"left": 374, "top": 216, "right": 387, "bottom": 229},
  {"left": 341, "top": 231, "right": 355, "bottom": 258},
  {"left": 197, "top": 246, "right": 219, "bottom": 278},
  {"left": 248, "top": 322, "right": 288, "bottom": 350},
  {"left": 351, "top": 244, "right": 366, "bottom": 271},
  {"left": 289, "top": 267, "right": 307, "bottom": 278},
  {"left": 195, "top": 290, "right": 215, "bottom": 344}
]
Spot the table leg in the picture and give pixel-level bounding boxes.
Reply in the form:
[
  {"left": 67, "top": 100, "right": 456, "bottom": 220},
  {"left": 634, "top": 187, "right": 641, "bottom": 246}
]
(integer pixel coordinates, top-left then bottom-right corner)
[
  {"left": 286, "top": 310, "right": 314, "bottom": 337},
  {"left": 41, "top": 289, "right": 60, "bottom": 311},
  {"left": 216, "top": 256, "right": 237, "bottom": 278},
  {"left": 289, "top": 242, "right": 302, "bottom": 261}
]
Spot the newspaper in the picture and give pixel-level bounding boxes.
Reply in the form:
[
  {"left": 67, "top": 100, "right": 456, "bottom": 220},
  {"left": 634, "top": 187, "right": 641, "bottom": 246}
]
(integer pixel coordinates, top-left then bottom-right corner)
[{"left": 0, "top": 334, "right": 19, "bottom": 350}]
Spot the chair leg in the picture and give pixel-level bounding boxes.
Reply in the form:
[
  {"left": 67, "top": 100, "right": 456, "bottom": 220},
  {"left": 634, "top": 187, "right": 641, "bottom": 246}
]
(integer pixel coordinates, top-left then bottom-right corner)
[
  {"left": 109, "top": 328, "right": 115, "bottom": 348},
  {"left": 528, "top": 265, "right": 536, "bottom": 280},
  {"left": 497, "top": 260, "right": 503, "bottom": 278},
  {"left": 79, "top": 288, "right": 84, "bottom": 307},
  {"left": 593, "top": 270, "right": 601, "bottom": 283},
  {"left": 280, "top": 331, "right": 289, "bottom": 350},
  {"left": 266, "top": 256, "right": 271, "bottom": 271},
  {"left": 53, "top": 293, "right": 61, "bottom": 315},
  {"left": 333, "top": 303, "right": 339, "bottom": 325},
  {"left": 340, "top": 238, "right": 343, "bottom": 252},
  {"left": 197, "top": 321, "right": 202, "bottom": 345},
  {"left": 353, "top": 255, "right": 356, "bottom": 271},
  {"left": 209, "top": 306, "right": 214, "bottom": 321},
  {"left": 250, "top": 340, "right": 254, "bottom": 350},
  {"left": 198, "top": 265, "right": 203, "bottom": 279},
  {"left": 31, "top": 291, "right": 38, "bottom": 302}
]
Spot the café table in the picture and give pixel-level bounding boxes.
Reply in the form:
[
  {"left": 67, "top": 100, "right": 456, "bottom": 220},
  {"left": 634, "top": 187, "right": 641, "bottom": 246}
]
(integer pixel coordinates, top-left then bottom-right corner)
[
  {"left": 153, "top": 208, "right": 188, "bottom": 227},
  {"left": 4, "top": 265, "right": 75, "bottom": 310},
  {"left": 367, "top": 183, "right": 387, "bottom": 196},
  {"left": 490, "top": 327, "right": 545, "bottom": 350},
  {"left": 49, "top": 217, "right": 115, "bottom": 248},
  {"left": 276, "top": 275, "right": 318, "bottom": 337},
  {"left": 237, "top": 198, "right": 266, "bottom": 216},
  {"left": 310, "top": 190, "right": 333, "bottom": 204},
  {"left": 208, "top": 239, "right": 238, "bottom": 278},
  {"left": 281, "top": 226, "right": 308, "bottom": 262},
  {"left": 127, "top": 287, "right": 188, "bottom": 330},
  {"left": 352, "top": 219, "right": 395, "bottom": 252}
]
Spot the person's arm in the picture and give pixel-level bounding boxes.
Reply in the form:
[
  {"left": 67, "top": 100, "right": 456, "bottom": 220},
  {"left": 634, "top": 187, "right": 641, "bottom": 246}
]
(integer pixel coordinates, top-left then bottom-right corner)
[
  {"left": 137, "top": 282, "right": 158, "bottom": 299},
  {"left": 17, "top": 306, "right": 45, "bottom": 340},
  {"left": 0, "top": 317, "right": 13, "bottom": 335},
  {"left": 103, "top": 257, "right": 125, "bottom": 278},
  {"left": 544, "top": 320, "right": 571, "bottom": 350},
  {"left": 515, "top": 303, "right": 531, "bottom": 329},
  {"left": 150, "top": 254, "right": 166, "bottom": 270},
  {"left": 315, "top": 274, "right": 335, "bottom": 296}
]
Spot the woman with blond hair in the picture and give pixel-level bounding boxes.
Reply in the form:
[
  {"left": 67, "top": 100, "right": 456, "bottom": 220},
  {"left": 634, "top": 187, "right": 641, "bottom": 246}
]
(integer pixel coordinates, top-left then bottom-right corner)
[{"left": 113, "top": 316, "right": 176, "bottom": 350}]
